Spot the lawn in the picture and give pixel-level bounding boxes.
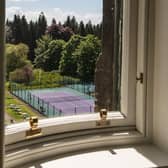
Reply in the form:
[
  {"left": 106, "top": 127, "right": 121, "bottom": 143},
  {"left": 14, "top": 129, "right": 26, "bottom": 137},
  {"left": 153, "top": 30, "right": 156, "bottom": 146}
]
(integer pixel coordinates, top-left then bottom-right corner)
[{"left": 5, "top": 89, "right": 42, "bottom": 124}]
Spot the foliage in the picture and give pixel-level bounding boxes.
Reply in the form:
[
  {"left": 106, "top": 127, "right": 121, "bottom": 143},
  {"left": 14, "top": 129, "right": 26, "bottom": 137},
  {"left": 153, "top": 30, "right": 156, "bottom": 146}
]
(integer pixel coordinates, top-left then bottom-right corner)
[
  {"left": 6, "top": 43, "right": 32, "bottom": 77},
  {"left": 34, "top": 35, "right": 65, "bottom": 71},
  {"left": 14, "top": 69, "right": 79, "bottom": 89},
  {"left": 9, "top": 64, "right": 34, "bottom": 84},
  {"left": 74, "top": 35, "right": 101, "bottom": 82},
  {"left": 78, "top": 21, "right": 86, "bottom": 36},
  {"left": 64, "top": 16, "right": 78, "bottom": 33},
  {"left": 59, "top": 35, "right": 84, "bottom": 77},
  {"left": 6, "top": 13, "right": 47, "bottom": 61},
  {"left": 46, "top": 21, "right": 74, "bottom": 41},
  {"left": 31, "top": 69, "right": 62, "bottom": 88},
  {"left": 6, "top": 14, "right": 102, "bottom": 62},
  {"left": 34, "top": 35, "right": 52, "bottom": 70}
]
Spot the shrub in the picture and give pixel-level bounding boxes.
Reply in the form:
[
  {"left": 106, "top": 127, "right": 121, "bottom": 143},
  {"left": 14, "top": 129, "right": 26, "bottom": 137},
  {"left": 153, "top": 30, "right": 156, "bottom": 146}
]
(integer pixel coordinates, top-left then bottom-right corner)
[{"left": 9, "top": 65, "right": 34, "bottom": 84}]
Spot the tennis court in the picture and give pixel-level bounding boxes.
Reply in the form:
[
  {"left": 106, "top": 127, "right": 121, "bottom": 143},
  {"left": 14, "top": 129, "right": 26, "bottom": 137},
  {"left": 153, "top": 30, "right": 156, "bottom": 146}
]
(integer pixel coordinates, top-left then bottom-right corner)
[{"left": 11, "top": 87, "right": 95, "bottom": 117}]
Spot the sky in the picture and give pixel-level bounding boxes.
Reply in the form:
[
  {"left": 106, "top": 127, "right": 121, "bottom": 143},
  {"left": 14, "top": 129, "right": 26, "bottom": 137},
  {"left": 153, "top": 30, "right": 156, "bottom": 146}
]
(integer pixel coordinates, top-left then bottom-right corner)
[{"left": 6, "top": 0, "right": 102, "bottom": 25}]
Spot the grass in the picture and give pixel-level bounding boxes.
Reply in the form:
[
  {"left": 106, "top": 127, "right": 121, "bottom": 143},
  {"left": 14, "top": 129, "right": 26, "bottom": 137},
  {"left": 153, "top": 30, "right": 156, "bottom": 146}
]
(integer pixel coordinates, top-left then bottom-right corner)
[{"left": 5, "top": 89, "right": 41, "bottom": 123}]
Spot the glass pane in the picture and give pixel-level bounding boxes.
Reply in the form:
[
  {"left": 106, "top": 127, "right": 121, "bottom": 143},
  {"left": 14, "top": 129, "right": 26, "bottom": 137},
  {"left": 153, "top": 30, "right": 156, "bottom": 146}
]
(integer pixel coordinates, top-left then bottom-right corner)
[{"left": 5, "top": 0, "right": 125, "bottom": 125}]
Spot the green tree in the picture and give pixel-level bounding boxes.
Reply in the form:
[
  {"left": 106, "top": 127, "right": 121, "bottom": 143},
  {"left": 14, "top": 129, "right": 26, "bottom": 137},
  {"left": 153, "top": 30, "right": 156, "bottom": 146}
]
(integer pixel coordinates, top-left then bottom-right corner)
[
  {"left": 36, "top": 12, "right": 47, "bottom": 39},
  {"left": 34, "top": 35, "right": 52, "bottom": 70},
  {"left": 34, "top": 35, "right": 65, "bottom": 71},
  {"left": 79, "top": 21, "right": 86, "bottom": 36},
  {"left": 28, "top": 20, "right": 37, "bottom": 61},
  {"left": 9, "top": 64, "right": 34, "bottom": 84},
  {"left": 74, "top": 35, "right": 101, "bottom": 82},
  {"left": 11, "top": 15, "right": 22, "bottom": 43},
  {"left": 6, "top": 43, "right": 31, "bottom": 78},
  {"left": 85, "top": 20, "right": 93, "bottom": 35},
  {"left": 59, "top": 35, "right": 84, "bottom": 77},
  {"left": 21, "top": 15, "right": 29, "bottom": 44},
  {"left": 70, "top": 16, "right": 78, "bottom": 33}
]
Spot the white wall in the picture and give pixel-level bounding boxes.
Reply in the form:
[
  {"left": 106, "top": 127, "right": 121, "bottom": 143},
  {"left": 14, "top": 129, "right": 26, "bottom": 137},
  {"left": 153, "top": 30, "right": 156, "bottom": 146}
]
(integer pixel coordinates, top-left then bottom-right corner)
[{"left": 153, "top": 0, "right": 168, "bottom": 152}]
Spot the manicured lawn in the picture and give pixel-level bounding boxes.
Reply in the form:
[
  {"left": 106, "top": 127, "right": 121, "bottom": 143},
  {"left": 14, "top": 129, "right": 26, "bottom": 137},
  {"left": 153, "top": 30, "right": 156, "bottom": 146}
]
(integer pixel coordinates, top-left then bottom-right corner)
[{"left": 5, "top": 90, "right": 41, "bottom": 123}]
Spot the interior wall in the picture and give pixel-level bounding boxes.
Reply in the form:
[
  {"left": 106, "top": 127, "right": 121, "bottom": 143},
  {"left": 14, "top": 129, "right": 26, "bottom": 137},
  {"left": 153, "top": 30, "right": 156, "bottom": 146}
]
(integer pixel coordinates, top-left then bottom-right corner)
[{"left": 153, "top": 0, "right": 168, "bottom": 152}]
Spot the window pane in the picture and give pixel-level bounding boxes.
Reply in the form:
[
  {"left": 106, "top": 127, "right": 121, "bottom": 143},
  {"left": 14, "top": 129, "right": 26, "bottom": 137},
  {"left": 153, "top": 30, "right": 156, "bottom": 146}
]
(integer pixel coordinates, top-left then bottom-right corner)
[{"left": 5, "top": 0, "right": 128, "bottom": 125}]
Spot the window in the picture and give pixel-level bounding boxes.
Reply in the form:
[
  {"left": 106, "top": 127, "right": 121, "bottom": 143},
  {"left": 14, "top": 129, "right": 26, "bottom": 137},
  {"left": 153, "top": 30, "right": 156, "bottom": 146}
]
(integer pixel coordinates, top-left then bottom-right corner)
[
  {"left": 5, "top": 0, "right": 139, "bottom": 125},
  {"left": 3, "top": 0, "right": 152, "bottom": 167},
  {"left": 4, "top": 0, "right": 150, "bottom": 133}
]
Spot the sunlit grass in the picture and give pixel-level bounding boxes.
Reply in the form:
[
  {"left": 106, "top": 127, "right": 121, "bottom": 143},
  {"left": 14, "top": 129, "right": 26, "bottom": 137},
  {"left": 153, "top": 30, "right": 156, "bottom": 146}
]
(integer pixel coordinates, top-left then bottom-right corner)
[{"left": 5, "top": 85, "right": 41, "bottom": 124}]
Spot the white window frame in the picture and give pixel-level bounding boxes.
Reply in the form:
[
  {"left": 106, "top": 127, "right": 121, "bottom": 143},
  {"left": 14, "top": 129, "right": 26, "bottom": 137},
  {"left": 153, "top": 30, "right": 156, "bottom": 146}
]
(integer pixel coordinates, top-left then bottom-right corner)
[
  {"left": 4, "top": 0, "right": 150, "bottom": 140},
  {"left": 2, "top": 0, "right": 154, "bottom": 167}
]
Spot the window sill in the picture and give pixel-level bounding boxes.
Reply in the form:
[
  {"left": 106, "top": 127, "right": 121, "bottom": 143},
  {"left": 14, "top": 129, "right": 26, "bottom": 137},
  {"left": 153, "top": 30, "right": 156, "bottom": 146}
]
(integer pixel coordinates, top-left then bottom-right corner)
[
  {"left": 5, "top": 112, "right": 135, "bottom": 145},
  {"left": 5, "top": 129, "right": 148, "bottom": 168},
  {"left": 5, "top": 112, "right": 146, "bottom": 167}
]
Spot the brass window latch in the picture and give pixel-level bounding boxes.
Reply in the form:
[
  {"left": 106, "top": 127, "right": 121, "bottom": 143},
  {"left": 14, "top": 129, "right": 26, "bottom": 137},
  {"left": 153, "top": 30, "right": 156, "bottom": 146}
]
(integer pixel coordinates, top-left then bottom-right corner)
[
  {"left": 26, "top": 116, "right": 42, "bottom": 138},
  {"left": 136, "top": 72, "right": 144, "bottom": 84},
  {"left": 96, "top": 109, "right": 110, "bottom": 126}
]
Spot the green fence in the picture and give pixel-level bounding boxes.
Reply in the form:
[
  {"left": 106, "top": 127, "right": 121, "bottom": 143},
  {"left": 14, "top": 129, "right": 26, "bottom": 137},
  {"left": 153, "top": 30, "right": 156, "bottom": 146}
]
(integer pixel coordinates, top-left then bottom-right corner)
[
  {"left": 9, "top": 82, "right": 94, "bottom": 117},
  {"left": 9, "top": 83, "right": 61, "bottom": 117}
]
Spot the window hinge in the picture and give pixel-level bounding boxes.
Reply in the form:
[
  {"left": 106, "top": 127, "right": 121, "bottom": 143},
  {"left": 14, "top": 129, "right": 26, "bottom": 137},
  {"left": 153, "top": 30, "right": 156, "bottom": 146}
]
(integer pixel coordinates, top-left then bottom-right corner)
[{"left": 136, "top": 72, "right": 143, "bottom": 84}]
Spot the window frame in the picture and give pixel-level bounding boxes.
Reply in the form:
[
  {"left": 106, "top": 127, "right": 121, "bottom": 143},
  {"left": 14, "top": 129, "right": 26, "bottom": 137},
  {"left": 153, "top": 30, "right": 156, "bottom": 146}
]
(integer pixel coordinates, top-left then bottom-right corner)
[
  {"left": 3, "top": 0, "right": 154, "bottom": 167},
  {"left": 4, "top": 0, "right": 151, "bottom": 140},
  {"left": 2, "top": 0, "right": 154, "bottom": 166},
  {"left": 0, "top": 0, "right": 5, "bottom": 167}
]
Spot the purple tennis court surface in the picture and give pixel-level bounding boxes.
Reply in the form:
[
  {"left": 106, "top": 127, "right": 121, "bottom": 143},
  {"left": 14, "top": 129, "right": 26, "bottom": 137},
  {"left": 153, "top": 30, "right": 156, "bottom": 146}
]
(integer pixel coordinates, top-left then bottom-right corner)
[{"left": 31, "top": 88, "right": 95, "bottom": 116}]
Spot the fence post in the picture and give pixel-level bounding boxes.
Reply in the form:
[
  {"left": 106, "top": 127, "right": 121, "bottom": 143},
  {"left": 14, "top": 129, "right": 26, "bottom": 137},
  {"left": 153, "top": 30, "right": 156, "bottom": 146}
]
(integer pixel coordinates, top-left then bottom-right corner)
[
  {"left": 29, "top": 92, "right": 32, "bottom": 105},
  {"left": 20, "top": 88, "right": 23, "bottom": 99},
  {"left": 52, "top": 105, "right": 54, "bottom": 117},
  {"left": 90, "top": 106, "right": 92, "bottom": 113},
  {"left": 59, "top": 109, "right": 62, "bottom": 116},
  {"left": 84, "top": 82, "right": 85, "bottom": 93},
  {"left": 75, "top": 106, "right": 77, "bottom": 115},
  {"left": 38, "top": 97, "right": 40, "bottom": 110},
  {"left": 47, "top": 102, "right": 50, "bottom": 117},
  {"left": 42, "top": 99, "right": 44, "bottom": 114},
  {"left": 32, "top": 95, "right": 34, "bottom": 107}
]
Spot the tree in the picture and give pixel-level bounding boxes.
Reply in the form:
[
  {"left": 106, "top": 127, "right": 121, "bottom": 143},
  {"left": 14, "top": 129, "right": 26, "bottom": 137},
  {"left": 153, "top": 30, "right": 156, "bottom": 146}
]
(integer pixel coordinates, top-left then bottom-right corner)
[
  {"left": 70, "top": 16, "right": 78, "bottom": 33},
  {"left": 59, "top": 35, "right": 84, "bottom": 76},
  {"left": 34, "top": 35, "right": 65, "bottom": 71},
  {"left": 20, "top": 15, "right": 29, "bottom": 44},
  {"left": 6, "top": 43, "right": 31, "bottom": 78},
  {"left": 74, "top": 35, "right": 101, "bottom": 82},
  {"left": 79, "top": 21, "right": 86, "bottom": 36},
  {"left": 52, "top": 18, "right": 56, "bottom": 25},
  {"left": 11, "top": 15, "right": 22, "bottom": 43},
  {"left": 36, "top": 12, "right": 47, "bottom": 39},
  {"left": 45, "top": 40, "right": 65, "bottom": 70},
  {"left": 85, "top": 20, "right": 93, "bottom": 35},
  {"left": 34, "top": 35, "right": 52, "bottom": 70},
  {"left": 64, "top": 16, "right": 71, "bottom": 27},
  {"left": 9, "top": 64, "right": 34, "bottom": 84},
  {"left": 28, "top": 20, "right": 37, "bottom": 61},
  {"left": 46, "top": 21, "right": 74, "bottom": 42}
]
